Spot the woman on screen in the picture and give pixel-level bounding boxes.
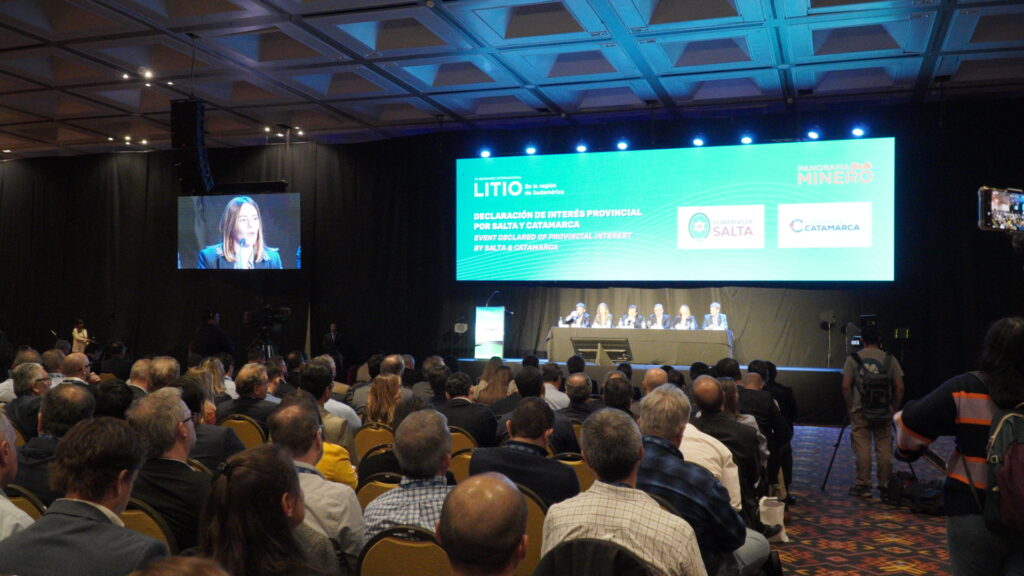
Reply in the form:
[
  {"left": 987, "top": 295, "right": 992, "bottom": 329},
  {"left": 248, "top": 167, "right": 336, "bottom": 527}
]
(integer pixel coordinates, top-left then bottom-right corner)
[
  {"left": 674, "top": 304, "right": 698, "bottom": 330},
  {"left": 592, "top": 302, "right": 613, "bottom": 328},
  {"left": 197, "top": 196, "right": 283, "bottom": 269}
]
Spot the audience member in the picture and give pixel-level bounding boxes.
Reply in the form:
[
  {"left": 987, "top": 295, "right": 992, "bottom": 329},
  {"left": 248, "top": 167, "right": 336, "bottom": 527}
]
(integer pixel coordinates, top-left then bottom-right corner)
[
  {"left": 638, "top": 386, "right": 767, "bottom": 576},
  {"left": 127, "top": 359, "right": 152, "bottom": 399},
  {"left": 200, "top": 445, "right": 337, "bottom": 576},
  {"left": 285, "top": 350, "right": 305, "bottom": 385},
  {"left": 61, "top": 352, "right": 98, "bottom": 387},
  {"left": 264, "top": 363, "right": 287, "bottom": 404},
  {"left": 721, "top": 378, "right": 768, "bottom": 467},
  {"left": 739, "top": 371, "right": 793, "bottom": 498},
  {"left": 542, "top": 408, "right": 706, "bottom": 576},
  {"left": 471, "top": 398, "right": 579, "bottom": 506},
  {"left": 350, "top": 354, "right": 408, "bottom": 413},
  {"left": 177, "top": 374, "right": 244, "bottom": 471},
  {"left": 100, "top": 341, "right": 132, "bottom": 381},
  {"left": 215, "top": 362, "right": 278, "bottom": 433},
  {"left": 5, "top": 362, "right": 50, "bottom": 439},
  {"left": 54, "top": 339, "right": 72, "bottom": 356},
  {"left": 16, "top": 382, "right": 96, "bottom": 505},
  {"left": 298, "top": 361, "right": 354, "bottom": 450},
  {"left": 365, "top": 374, "right": 402, "bottom": 426},
  {"left": 364, "top": 409, "right": 453, "bottom": 539},
  {"left": 93, "top": 379, "right": 134, "bottom": 419},
  {"left": 149, "top": 356, "right": 180, "bottom": 392},
  {"left": 541, "top": 363, "right": 570, "bottom": 411},
  {"left": 559, "top": 372, "right": 602, "bottom": 422},
  {"left": 666, "top": 369, "right": 686, "bottom": 390},
  {"left": 476, "top": 365, "right": 512, "bottom": 408},
  {"left": 126, "top": 556, "right": 228, "bottom": 576},
  {"left": 40, "top": 348, "right": 66, "bottom": 387},
  {"left": 345, "top": 353, "right": 383, "bottom": 408},
  {"left": 681, "top": 414, "right": 743, "bottom": 513},
  {"left": 566, "top": 354, "right": 585, "bottom": 375},
  {"left": 0, "top": 411, "right": 33, "bottom": 540},
  {"left": 0, "top": 417, "right": 168, "bottom": 575},
  {"left": 312, "top": 355, "right": 362, "bottom": 432},
  {"left": 690, "top": 362, "right": 711, "bottom": 382},
  {"left": 421, "top": 361, "right": 451, "bottom": 406},
  {"left": 269, "top": 402, "right": 365, "bottom": 573},
  {"left": 602, "top": 370, "right": 634, "bottom": 415},
  {"left": 437, "top": 372, "right": 498, "bottom": 447},
  {"left": 437, "top": 473, "right": 527, "bottom": 576},
  {"left": 494, "top": 366, "right": 579, "bottom": 453}
]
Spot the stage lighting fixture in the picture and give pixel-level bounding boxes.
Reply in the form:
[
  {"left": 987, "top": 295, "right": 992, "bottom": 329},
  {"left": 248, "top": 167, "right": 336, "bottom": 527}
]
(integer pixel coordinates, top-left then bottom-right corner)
[
  {"left": 297, "top": 131, "right": 304, "bottom": 136},
  {"left": 1, "top": 149, "right": 10, "bottom": 153},
  {"left": 525, "top": 146, "right": 536, "bottom": 155},
  {"left": 807, "top": 130, "right": 820, "bottom": 140},
  {"left": 107, "top": 137, "right": 114, "bottom": 141},
  {"left": 167, "top": 81, "right": 174, "bottom": 85},
  {"left": 692, "top": 137, "right": 705, "bottom": 147},
  {"left": 276, "top": 132, "right": 284, "bottom": 138},
  {"left": 740, "top": 135, "right": 753, "bottom": 145},
  {"left": 576, "top": 144, "right": 588, "bottom": 153},
  {"left": 121, "top": 73, "right": 130, "bottom": 80},
  {"left": 140, "top": 139, "right": 148, "bottom": 145},
  {"left": 480, "top": 149, "right": 491, "bottom": 158},
  {"left": 616, "top": 140, "right": 628, "bottom": 150},
  {"left": 851, "top": 126, "right": 866, "bottom": 137},
  {"left": 264, "top": 127, "right": 271, "bottom": 132},
  {"left": 142, "top": 69, "right": 153, "bottom": 79}
]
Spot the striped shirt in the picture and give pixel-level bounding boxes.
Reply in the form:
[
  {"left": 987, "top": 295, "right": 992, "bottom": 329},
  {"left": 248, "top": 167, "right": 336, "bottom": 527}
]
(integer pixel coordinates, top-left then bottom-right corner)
[{"left": 896, "top": 372, "right": 994, "bottom": 515}]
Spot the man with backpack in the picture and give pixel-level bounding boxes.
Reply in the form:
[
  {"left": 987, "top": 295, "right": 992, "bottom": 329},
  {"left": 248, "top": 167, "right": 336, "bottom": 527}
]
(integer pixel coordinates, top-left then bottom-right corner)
[{"left": 842, "top": 325, "right": 905, "bottom": 498}]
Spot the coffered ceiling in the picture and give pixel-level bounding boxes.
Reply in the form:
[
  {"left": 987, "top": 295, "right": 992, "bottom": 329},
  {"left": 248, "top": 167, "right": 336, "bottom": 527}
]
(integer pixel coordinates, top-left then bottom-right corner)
[{"left": 0, "top": 0, "right": 1021, "bottom": 157}]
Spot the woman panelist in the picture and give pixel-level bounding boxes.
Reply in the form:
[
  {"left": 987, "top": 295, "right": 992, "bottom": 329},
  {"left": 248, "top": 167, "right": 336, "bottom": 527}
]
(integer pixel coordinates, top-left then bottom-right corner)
[
  {"left": 674, "top": 304, "right": 698, "bottom": 330},
  {"left": 591, "top": 302, "right": 613, "bottom": 328},
  {"left": 198, "top": 196, "right": 282, "bottom": 269}
]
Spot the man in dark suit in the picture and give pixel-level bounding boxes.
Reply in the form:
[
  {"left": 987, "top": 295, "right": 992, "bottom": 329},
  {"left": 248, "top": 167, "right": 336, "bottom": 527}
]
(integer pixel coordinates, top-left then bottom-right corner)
[
  {"left": 16, "top": 383, "right": 95, "bottom": 506},
  {"left": 127, "top": 387, "right": 211, "bottom": 551},
  {"left": 692, "top": 375, "right": 762, "bottom": 530},
  {"left": 0, "top": 417, "right": 168, "bottom": 575},
  {"left": 98, "top": 341, "right": 132, "bottom": 381},
  {"left": 322, "top": 322, "right": 342, "bottom": 371},
  {"left": 437, "top": 372, "right": 497, "bottom": 447},
  {"left": 702, "top": 302, "right": 729, "bottom": 330},
  {"left": 4, "top": 362, "right": 49, "bottom": 440},
  {"left": 558, "top": 372, "right": 602, "bottom": 423},
  {"left": 189, "top": 309, "right": 236, "bottom": 360},
  {"left": 563, "top": 302, "right": 591, "bottom": 328},
  {"left": 494, "top": 366, "right": 579, "bottom": 454},
  {"left": 126, "top": 359, "right": 151, "bottom": 400},
  {"left": 739, "top": 372, "right": 793, "bottom": 487},
  {"left": 215, "top": 362, "right": 278, "bottom": 434},
  {"left": 178, "top": 374, "right": 244, "bottom": 472},
  {"left": 471, "top": 398, "right": 579, "bottom": 507},
  {"left": 648, "top": 303, "right": 671, "bottom": 330}
]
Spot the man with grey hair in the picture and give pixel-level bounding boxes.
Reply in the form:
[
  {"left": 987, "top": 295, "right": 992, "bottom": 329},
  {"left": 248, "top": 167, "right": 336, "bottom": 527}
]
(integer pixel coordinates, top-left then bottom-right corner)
[
  {"left": 40, "top": 349, "right": 65, "bottom": 388},
  {"left": 542, "top": 408, "right": 707, "bottom": 576},
  {"left": 148, "top": 356, "right": 180, "bottom": 392},
  {"left": 541, "top": 363, "right": 570, "bottom": 411},
  {"left": 638, "top": 386, "right": 768, "bottom": 576},
  {"left": 215, "top": 363, "right": 278, "bottom": 433},
  {"left": 127, "top": 387, "right": 209, "bottom": 551},
  {"left": 363, "top": 409, "right": 453, "bottom": 540},
  {"left": 0, "top": 348, "right": 42, "bottom": 403},
  {"left": 4, "top": 362, "right": 50, "bottom": 440},
  {"left": 311, "top": 355, "right": 362, "bottom": 432},
  {"left": 559, "top": 371, "right": 601, "bottom": 422},
  {"left": 127, "top": 359, "right": 152, "bottom": 400},
  {"left": 0, "top": 410, "right": 33, "bottom": 540}
]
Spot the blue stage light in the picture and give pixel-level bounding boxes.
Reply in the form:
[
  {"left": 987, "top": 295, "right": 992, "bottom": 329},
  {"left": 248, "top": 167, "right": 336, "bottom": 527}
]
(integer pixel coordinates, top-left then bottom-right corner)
[
  {"left": 525, "top": 146, "right": 536, "bottom": 155},
  {"left": 740, "top": 135, "right": 753, "bottom": 145},
  {"left": 576, "top": 144, "right": 588, "bottom": 153},
  {"left": 616, "top": 140, "right": 628, "bottom": 150},
  {"left": 480, "top": 149, "right": 491, "bottom": 158}
]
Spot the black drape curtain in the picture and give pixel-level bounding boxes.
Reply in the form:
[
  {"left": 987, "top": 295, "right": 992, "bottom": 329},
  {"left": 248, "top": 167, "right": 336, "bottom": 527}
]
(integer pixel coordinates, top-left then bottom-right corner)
[{"left": 0, "top": 99, "right": 1021, "bottom": 402}]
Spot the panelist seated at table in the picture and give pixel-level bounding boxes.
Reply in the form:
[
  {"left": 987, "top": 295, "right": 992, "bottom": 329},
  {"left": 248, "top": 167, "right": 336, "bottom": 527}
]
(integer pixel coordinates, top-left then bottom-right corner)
[
  {"left": 702, "top": 302, "right": 729, "bottom": 331},
  {"left": 648, "top": 303, "right": 672, "bottom": 330},
  {"left": 618, "top": 305, "right": 648, "bottom": 329},
  {"left": 591, "top": 302, "right": 614, "bottom": 328},
  {"left": 674, "top": 304, "right": 699, "bottom": 330},
  {"left": 564, "top": 302, "right": 590, "bottom": 328}
]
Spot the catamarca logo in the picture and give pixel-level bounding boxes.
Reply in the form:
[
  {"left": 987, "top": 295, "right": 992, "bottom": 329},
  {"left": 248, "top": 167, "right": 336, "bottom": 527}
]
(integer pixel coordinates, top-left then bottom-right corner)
[
  {"left": 797, "top": 161, "right": 874, "bottom": 185},
  {"left": 689, "top": 213, "right": 711, "bottom": 239},
  {"left": 789, "top": 218, "right": 861, "bottom": 233}
]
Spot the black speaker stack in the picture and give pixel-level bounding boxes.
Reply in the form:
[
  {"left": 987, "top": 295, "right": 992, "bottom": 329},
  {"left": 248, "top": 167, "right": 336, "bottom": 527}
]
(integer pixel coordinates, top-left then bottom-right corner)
[{"left": 170, "top": 98, "right": 215, "bottom": 194}]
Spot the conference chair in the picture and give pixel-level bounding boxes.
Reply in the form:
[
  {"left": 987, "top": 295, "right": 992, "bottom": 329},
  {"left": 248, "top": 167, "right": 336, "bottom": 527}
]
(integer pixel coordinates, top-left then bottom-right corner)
[
  {"left": 354, "top": 423, "right": 394, "bottom": 461},
  {"left": 187, "top": 458, "right": 212, "bottom": 475},
  {"left": 448, "top": 426, "right": 478, "bottom": 453},
  {"left": 13, "top": 427, "right": 25, "bottom": 447},
  {"left": 356, "top": 472, "right": 402, "bottom": 511},
  {"left": 513, "top": 483, "right": 548, "bottom": 576},
  {"left": 4, "top": 484, "right": 45, "bottom": 520},
  {"left": 553, "top": 452, "right": 595, "bottom": 491},
  {"left": 449, "top": 448, "right": 475, "bottom": 484},
  {"left": 533, "top": 538, "right": 652, "bottom": 576},
  {"left": 121, "top": 498, "right": 178, "bottom": 554},
  {"left": 356, "top": 443, "right": 394, "bottom": 478},
  {"left": 358, "top": 525, "right": 452, "bottom": 576},
  {"left": 570, "top": 419, "right": 583, "bottom": 446},
  {"left": 218, "top": 414, "right": 266, "bottom": 448},
  {"left": 647, "top": 493, "right": 680, "bottom": 516}
]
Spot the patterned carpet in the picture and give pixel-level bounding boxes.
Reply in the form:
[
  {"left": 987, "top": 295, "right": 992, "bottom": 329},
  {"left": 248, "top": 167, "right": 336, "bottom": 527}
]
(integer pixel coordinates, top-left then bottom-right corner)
[{"left": 777, "top": 425, "right": 954, "bottom": 576}]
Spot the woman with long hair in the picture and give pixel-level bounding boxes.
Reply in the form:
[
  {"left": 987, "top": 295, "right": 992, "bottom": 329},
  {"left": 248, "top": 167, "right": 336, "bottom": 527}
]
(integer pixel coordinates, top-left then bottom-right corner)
[
  {"left": 674, "top": 304, "right": 698, "bottom": 330},
  {"left": 199, "top": 357, "right": 231, "bottom": 404},
  {"left": 197, "top": 196, "right": 282, "bottom": 269},
  {"left": 476, "top": 365, "right": 512, "bottom": 407},
  {"left": 364, "top": 374, "right": 401, "bottom": 425},
  {"left": 185, "top": 366, "right": 220, "bottom": 424},
  {"left": 592, "top": 302, "right": 613, "bottom": 328},
  {"left": 200, "top": 445, "right": 329, "bottom": 576},
  {"left": 71, "top": 319, "right": 90, "bottom": 354},
  {"left": 896, "top": 317, "right": 1024, "bottom": 575}
]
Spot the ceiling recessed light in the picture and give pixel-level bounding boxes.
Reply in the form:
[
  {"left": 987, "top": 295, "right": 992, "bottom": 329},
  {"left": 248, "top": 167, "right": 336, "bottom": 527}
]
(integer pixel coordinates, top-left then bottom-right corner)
[
  {"left": 122, "top": 73, "right": 130, "bottom": 80},
  {"left": 107, "top": 137, "right": 114, "bottom": 141},
  {"left": 276, "top": 132, "right": 284, "bottom": 138},
  {"left": 140, "top": 139, "right": 148, "bottom": 145},
  {"left": 125, "top": 135, "right": 131, "bottom": 140},
  {"left": 297, "top": 131, "right": 304, "bottom": 136},
  {"left": 294, "top": 126, "right": 300, "bottom": 130},
  {"left": 144, "top": 82, "right": 151, "bottom": 87},
  {"left": 166, "top": 81, "right": 174, "bottom": 86},
  {"left": 264, "top": 127, "right": 271, "bottom": 132},
  {"left": 1, "top": 149, "right": 10, "bottom": 153},
  {"left": 142, "top": 69, "right": 153, "bottom": 79}
]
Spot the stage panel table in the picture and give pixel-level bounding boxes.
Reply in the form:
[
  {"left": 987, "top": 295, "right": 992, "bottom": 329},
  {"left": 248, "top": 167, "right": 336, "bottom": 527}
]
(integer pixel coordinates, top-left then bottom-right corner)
[{"left": 546, "top": 327, "right": 733, "bottom": 365}]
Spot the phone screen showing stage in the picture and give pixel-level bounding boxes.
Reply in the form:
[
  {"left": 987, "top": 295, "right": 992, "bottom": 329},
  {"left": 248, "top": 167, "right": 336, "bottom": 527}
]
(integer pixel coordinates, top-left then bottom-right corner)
[
  {"left": 177, "top": 193, "right": 301, "bottom": 270},
  {"left": 984, "top": 188, "right": 1024, "bottom": 232}
]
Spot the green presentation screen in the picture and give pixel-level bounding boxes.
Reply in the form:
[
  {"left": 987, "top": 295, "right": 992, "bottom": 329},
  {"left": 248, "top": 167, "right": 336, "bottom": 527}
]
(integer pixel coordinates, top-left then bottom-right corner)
[{"left": 456, "top": 137, "right": 895, "bottom": 282}]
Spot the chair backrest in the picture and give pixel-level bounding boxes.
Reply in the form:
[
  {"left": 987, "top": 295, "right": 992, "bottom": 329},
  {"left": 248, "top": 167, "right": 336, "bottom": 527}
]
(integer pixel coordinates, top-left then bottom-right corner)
[
  {"left": 121, "top": 498, "right": 178, "bottom": 554},
  {"left": 354, "top": 423, "right": 395, "bottom": 461},
  {"left": 533, "top": 538, "right": 652, "bottom": 576},
  {"left": 553, "top": 452, "right": 595, "bottom": 491},
  {"left": 218, "top": 414, "right": 266, "bottom": 448},
  {"left": 449, "top": 448, "right": 475, "bottom": 484},
  {"left": 4, "top": 484, "right": 45, "bottom": 520},
  {"left": 187, "top": 458, "right": 212, "bottom": 475},
  {"left": 571, "top": 419, "right": 583, "bottom": 446},
  {"left": 13, "top": 427, "right": 26, "bottom": 447},
  {"left": 358, "top": 525, "right": 452, "bottom": 576},
  {"left": 646, "top": 492, "right": 680, "bottom": 516},
  {"left": 357, "top": 472, "right": 402, "bottom": 510},
  {"left": 356, "top": 443, "right": 394, "bottom": 478},
  {"left": 514, "top": 483, "right": 548, "bottom": 576},
  {"left": 448, "top": 426, "right": 478, "bottom": 453}
]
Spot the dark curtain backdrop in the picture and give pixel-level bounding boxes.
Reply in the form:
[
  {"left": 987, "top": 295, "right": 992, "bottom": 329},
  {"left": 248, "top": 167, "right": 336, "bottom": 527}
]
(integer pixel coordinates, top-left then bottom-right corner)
[{"left": 0, "top": 99, "right": 1021, "bottom": 402}]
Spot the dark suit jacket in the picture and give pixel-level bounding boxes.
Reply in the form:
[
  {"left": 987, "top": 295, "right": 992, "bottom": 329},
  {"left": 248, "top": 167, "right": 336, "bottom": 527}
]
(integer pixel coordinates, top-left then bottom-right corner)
[
  {"left": 216, "top": 396, "right": 278, "bottom": 433},
  {"left": 495, "top": 400, "right": 580, "bottom": 454},
  {"left": 190, "top": 324, "right": 236, "bottom": 358},
  {"left": 693, "top": 411, "right": 760, "bottom": 526},
  {"left": 132, "top": 458, "right": 212, "bottom": 551},
  {"left": 489, "top": 392, "right": 522, "bottom": 417},
  {"left": 191, "top": 423, "right": 246, "bottom": 472},
  {"left": 647, "top": 314, "right": 672, "bottom": 329},
  {"left": 564, "top": 311, "right": 590, "bottom": 328},
  {"left": 0, "top": 499, "right": 168, "bottom": 576},
  {"left": 437, "top": 398, "right": 498, "bottom": 448},
  {"left": 470, "top": 441, "right": 579, "bottom": 507},
  {"left": 737, "top": 387, "right": 793, "bottom": 447},
  {"left": 197, "top": 243, "right": 282, "bottom": 269},
  {"left": 322, "top": 331, "right": 341, "bottom": 354},
  {"left": 99, "top": 356, "right": 132, "bottom": 381},
  {"left": 765, "top": 381, "right": 798, "bottom": 425},
  {"left": 4, "top": 395, "right": 41, "bottom": 439},
  {"left": 673, "top": 315, "right": 698, "bottom": 330},
  {"left": 702, "top": 313, "right": 728, "bottom": 330},
  {"left": 558, "top": 400, "right": 602, "bottom": 423},
  {"left": 618, "top": 314, "right": 648, "bottom": 328},
  {"left": 128, "top": 384, "right": 148, "bottom": 401},
  {"left": 15, "top": 435, "right": 61, "bottom": 505}
]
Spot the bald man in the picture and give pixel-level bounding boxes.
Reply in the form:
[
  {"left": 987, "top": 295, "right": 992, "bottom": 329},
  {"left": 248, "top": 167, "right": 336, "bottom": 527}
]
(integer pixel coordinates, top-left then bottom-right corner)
[
  {"left": 436, "top": 473, "right": 527, "bottom": 576},
  {"left": 61, "top": 353, "right": 99, "bottom": 386},
  {"left": 632, "top": 367, "right": 669, "bottom": 416}
]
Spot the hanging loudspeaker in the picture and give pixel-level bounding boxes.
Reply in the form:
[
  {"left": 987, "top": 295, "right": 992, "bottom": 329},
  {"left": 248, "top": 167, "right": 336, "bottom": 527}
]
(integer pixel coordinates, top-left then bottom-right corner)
[{"left": 170, "top": 99, "right": 215, "bottom": 194}]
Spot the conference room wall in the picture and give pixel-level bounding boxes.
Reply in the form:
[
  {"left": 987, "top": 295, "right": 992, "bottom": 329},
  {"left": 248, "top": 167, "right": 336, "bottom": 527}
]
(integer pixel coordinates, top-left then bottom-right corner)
[{"left": 0, "top": 99, "right": 1019, "bottom": 402}]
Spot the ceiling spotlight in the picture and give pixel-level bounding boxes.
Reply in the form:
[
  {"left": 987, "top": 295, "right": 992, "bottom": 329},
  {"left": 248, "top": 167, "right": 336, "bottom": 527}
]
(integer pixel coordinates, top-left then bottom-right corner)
[
  {"left": 107, "top": 137, "right": 114, "bottom": 142},
  {"left": 142, "top": 69, "right": 153, "bottom": 79},
  {"left": 140, "top": 139, "right": 148, "bottom": 145},
  {"left": 294, "top": 126, "right": 301, "bottom": 130},
  {"left": 807, "top": 130, "right": 820, "bottom": 140},
  {"left": 616, "top": 140, "right": 628, "bottom": 151},
  {"left": 692, "top": 136, "right": 705, "bottom": 147},
  {"left": 525, "top": 146, "right": 536, "bottom": 155},
  {"left": 125, "top": 135, "right": 131, "bottom": 140},
  {"left": 740, "top": 135, "right": 753, "bottom": 145},
  {"left": 576, "top": 144, "right": 587, "bottom": 153},
  {"left": 264, "top": 127, "right": 271, "bottom": 133},
  {"left": 276, "top": 132, "right": 284, "bottom": 138},
  {"left": 167, "top": 81, "right": 174, "bottom": 86},
  {"left": 121, "top": 73, "right": 130, "bottom": 80},
  {"left": 851, "top": 126, "right": 866, "bottom": 137},
  {"left": 144, "top": 82, "right": 152, "bottom": 87},
  {"left": 1, "top": 149, "right": 10, "bottom": 153},
  {"left": 297, "top": 130, "right": 304, "bottom": 136},
  {"left": 480, "top": 149, "right": 491, "bottom": 158}
]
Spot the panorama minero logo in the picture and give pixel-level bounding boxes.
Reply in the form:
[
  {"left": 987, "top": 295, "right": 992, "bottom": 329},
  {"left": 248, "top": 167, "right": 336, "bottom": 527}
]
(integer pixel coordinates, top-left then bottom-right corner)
[{"left": 689, "top": 212, "right": 711, "bottom": 239}]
